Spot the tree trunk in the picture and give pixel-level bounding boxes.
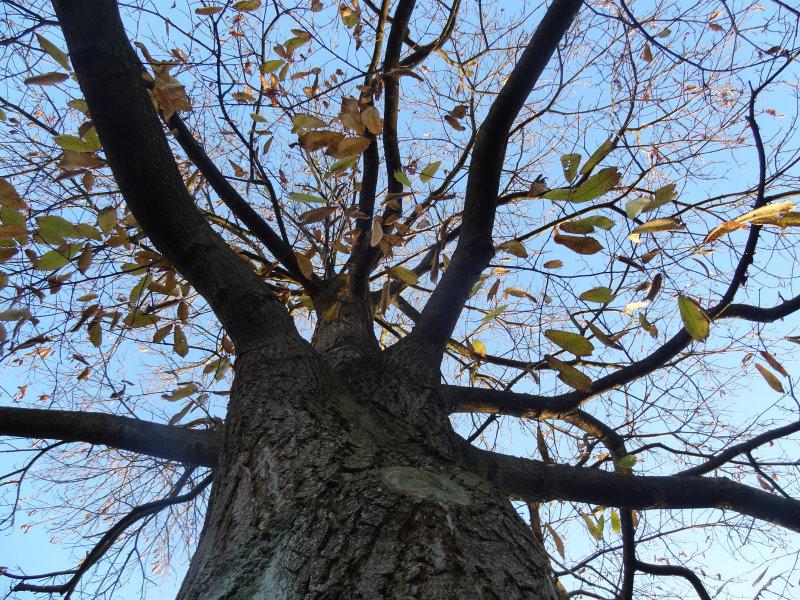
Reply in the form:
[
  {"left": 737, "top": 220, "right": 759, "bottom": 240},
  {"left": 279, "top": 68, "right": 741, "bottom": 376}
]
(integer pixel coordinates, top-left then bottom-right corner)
[{"left": 176, "top": 340, "right": 560, "bottom": 599}]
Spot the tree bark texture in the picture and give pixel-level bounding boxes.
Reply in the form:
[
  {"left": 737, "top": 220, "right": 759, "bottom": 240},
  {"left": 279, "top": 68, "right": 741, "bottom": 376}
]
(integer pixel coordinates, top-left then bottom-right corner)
[{"left": 177, "top": 343, "right": 560, "bottom": 599}]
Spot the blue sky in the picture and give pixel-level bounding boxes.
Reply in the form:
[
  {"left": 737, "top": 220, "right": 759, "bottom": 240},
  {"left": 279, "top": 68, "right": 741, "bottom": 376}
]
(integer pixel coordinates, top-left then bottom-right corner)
[{"left": 1, "top": 0, "right": 800, "bottom": 598}]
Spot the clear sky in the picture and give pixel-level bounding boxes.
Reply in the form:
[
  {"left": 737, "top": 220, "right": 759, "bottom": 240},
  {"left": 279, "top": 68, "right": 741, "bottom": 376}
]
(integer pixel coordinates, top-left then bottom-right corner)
[{"left": 1, "top": 0, "right": 799, "bottom": 598}]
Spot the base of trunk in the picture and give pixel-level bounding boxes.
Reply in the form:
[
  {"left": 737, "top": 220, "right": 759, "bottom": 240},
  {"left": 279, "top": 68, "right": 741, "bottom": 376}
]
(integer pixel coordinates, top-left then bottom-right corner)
[{"left": 179, "top": 463, "right": 559, "bottom": 599}]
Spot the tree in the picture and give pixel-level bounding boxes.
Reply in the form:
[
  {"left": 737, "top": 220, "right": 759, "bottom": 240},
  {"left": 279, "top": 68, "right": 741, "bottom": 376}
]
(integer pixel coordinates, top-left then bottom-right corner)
[{"left": 0, "top": 0, "right": 799, "bottom": 597}]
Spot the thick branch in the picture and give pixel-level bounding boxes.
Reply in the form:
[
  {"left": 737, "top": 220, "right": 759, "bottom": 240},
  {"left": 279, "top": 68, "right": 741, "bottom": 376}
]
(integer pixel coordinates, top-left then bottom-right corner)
[
  {"left": 166, "top": 114, "right": 311, "bottom": 287},
  {"left": 439, "top": 384, "right": 579, "bottom": 418},
  {"left": 0, "top": 406, "right": 218, "bottom": 467},
  {"left": 349, "top": 0, "right": 416, "bottom": 295},
  {"left": 635, "top": 561, "right": 711, "bottom": 600},
  {"left": 52, "top": 0, "right": 298, "bottom": 349},
  {"left": 409, "top": 0, "right": 583, "bottom": 356},
  {"left": 722, "top": 293, "right": 800, "bottom": 322},
  {"left": 471, "top": 447, "right": 800, "bottom": 532},
  {"left": 400, "top": 0, "right": 461, "bottom": 69}
]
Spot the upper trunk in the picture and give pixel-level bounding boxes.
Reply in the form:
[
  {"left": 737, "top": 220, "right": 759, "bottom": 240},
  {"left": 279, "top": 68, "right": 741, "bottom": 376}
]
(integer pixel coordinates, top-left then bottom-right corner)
[{"left": 176, "top": 338, "right": 560, "bottom": 599}]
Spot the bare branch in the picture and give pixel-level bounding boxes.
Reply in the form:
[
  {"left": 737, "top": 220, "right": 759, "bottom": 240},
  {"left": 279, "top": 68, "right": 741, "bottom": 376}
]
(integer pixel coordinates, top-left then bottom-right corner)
[
  {"left": 469, "top": 446, "right": 800, "bottom": 533},
  {"left": 0, "top": 406, "right": 219, "bottom": 467}
]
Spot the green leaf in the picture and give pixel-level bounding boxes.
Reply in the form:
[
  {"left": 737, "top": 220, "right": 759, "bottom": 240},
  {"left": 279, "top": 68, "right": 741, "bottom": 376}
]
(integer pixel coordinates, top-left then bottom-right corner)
[
  {"left": 394, "top": 169, "right": 411, "bottom": 188},
  {"left": 625, "top": 196, "right": 651, "bottom": 219},
  {"left": 677, "top": 294, "right": 710, "bottom": 341},
  {"left": 33, "top": 244, "right": 81, "bottom": 270},
  {"left": 561, "top": 153, "right": 581, "bottom": 183},
  {"left": 260, "top": 59, "right": 284, "bottom": 73},
  {"left": 36, "top": 215, "right": 77, "bottom": 243},
  {"left": 544, "top": 329, "right": 594, "bottom": 357},
  {"left": 54, "top": 134, "right": 97, "bottom": 153},
  {"left": 543, "top": 167, "right": 620, "bottom": 203},
  {"left": 74, "top": 223, "right": 102, "bottom": 240},
  {"left": 326, "top": 155, "right": 359, "bottom": 176},
  {"left": 579, "top": 286, "right": 615, "bottom": 304},
  {"left": 123, "top": 311, "right": 160, "bottom": 328},
  {"left": 36, "top": 34, "right": 70, "bottom": 71},
  {"left": 560, "top": 215, "right": 614, "bottom": 234},
  {"left": 290, "top": 192, "right": 325, "bottom": 204},
  {"left": 419, "top": 161, "right": 441, "bottom": 183},
  {"left": 67, "top": 99, "right": 89, "bottom": 115},
  {"left": 97, "top": 207, "right": 117, "bottom": 234},
  {"left": 581, "top": 137, "right": 613, "bottom": 175},
  {"left": 480, "top": 304, "right": 508, "bottom": 325},
  {"left": 643, "top": 183, "right": 677, "bottom": 213}
]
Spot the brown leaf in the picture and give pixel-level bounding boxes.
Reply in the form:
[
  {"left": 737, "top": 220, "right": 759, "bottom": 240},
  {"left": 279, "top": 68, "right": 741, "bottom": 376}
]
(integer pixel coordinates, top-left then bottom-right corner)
[
  {"left": 760, "top": 350, "right": 788, "bottom": 378},
  {"left": 360, "top": 106, "right": 383, "bottom": 135},
  {"left": 24, "top": 72, "right": 69, "bottom": 86},
  {"left": 299, "top": 206, "right": 337, "bottom": 224},
  {"left": 554, "top": 234, "right": 603, "bottom": 255}
]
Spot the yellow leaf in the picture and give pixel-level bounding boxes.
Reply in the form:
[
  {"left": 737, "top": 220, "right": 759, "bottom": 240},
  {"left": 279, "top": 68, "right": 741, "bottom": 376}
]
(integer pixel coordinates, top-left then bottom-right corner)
[
  {"left": 581, "top": 513, "right": 603, "bottom": 541},
  {"left": 471, "top": 339, "right": 487, "bottom": 358},
  {"left": 233, "top": 0, "right": 261, "bottom": 11},
  {"left": 388, "top": 266, "right": 418, "bottom": 286},
  {"left": 760, "top": 350, "right": 788, "bottom": 378},
  {"left": 497, "top": 240, "right": 527, "bottom": 258},
  {"left": 195, "top": 5, "right": 224, "bottom": 15},
  {"left": 322, "top": 301, "right": 340, "bottom": 321},
  {"left": 36, "top": 34, "right": 70, "bottom": 71},
  {"left": 0, "top": 177, "right": 26, "bottom": 209},
  {"left": 87, "top": 323, "right": 102, "bottom": 348},
  {"left": 291, "top": 113, "right": 327, "bottom": 131},
  {"left": 677, "top": 294, "right": 710, "bottom": 341},
  {"left": 755, "top": 363, "right": 784, "bottom": 393},
  {"left": 545, "top": 524, "right": 565, "bottom": 558},
  {"left": 294, "top": 252, "right": 314, "bottom": 280},
  {"left": 631, "top": 217, "right": 685, "bottom": 235},
  {"left": 734, "top": 201, "right": 796, "bottom": 224}
]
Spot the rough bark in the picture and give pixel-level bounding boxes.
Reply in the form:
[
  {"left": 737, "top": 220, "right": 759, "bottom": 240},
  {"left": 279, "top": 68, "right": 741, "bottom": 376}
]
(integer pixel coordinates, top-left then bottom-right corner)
[{"left": 177, "top": 344, "right": 560, "bottom": 599}]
